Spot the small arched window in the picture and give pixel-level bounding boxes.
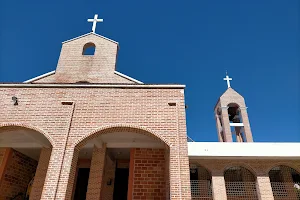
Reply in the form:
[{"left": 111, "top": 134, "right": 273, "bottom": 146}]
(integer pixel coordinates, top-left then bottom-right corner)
[
  {"left": 82, "top": 42, "right": 96, "bottom": 55},
  {"left": 227, "top": 103, "right": 242, "bottom": 123}
]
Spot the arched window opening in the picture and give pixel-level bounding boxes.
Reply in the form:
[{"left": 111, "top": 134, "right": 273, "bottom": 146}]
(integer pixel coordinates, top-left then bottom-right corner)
[
  {"left": 224, "top": 166, "right": 258, "bottom": 200},
  {"left": 269, "top": 165, "right": 300, "bottom": 199},
  {"left": 227, "top": 103, "right": 246, "bottom": 142},
  {"left": 190, "top": 164, "right": 212, "bottom": 199},
  {"left": 82, "top": 42, "right": 96, "bottom": 55},
  {"left": 227, "top": 103, "right": 242, "bottom": 123}
]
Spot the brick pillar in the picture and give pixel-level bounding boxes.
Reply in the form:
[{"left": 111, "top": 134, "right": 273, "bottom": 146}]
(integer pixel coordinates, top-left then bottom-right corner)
[
  {"left": 169, "top": 145, "right": 191, "bottom": 200},
  {"left": 40, "top": 146, "right": 66, "bottom": 200},
  {"left": 86, "top": 144, "right": 107, "bottom": 200},
  {"left": 256, "top": 175, "right": 274, "bottom": 200},
  {"left": 30, "top": 148, "right": 52, "bottom": 200},
  {"left": 215, "top": 114, "right": 224, "bottom": 142},
  {"left": 235, "top": 127, "right": 243, "bottom": 142},
  {"left": 240, "top": 107, "right": 253, "bottom": 142},
  {"left": 54, "top": 147, "right": 80, "bottom": 200},
  {"left": 211, "top": 170, "right": 227, "bottom": 200},
  {"left": 221, "top": 107, "right": 233, "bottom": 142}
]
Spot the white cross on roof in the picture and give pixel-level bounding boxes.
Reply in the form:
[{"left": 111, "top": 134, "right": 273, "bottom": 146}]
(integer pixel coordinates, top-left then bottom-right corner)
[
  {"left": 223, "top": 72, "right": 232, "bottom": 88},
  {"left": 87, "top": 14, "right": 103, "bottom": 33}
]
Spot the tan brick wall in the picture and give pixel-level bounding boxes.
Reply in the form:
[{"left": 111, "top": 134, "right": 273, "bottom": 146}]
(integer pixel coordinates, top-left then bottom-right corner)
[
  {"left": 132, "top": 148, "right": 166, "bottom": 200},
  {"left": 33, "top": 34, "right": 135, "bottom": 84},
  {"left": 0, "top": 149, "right": 38, "bottom": 200},
  {"left": 0, "top": 85, "right": 189, "bottom": 199}
]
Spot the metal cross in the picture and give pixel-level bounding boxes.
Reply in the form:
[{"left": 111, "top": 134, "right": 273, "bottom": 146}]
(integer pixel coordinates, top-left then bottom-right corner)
[
  {"left": 223, "top": 72, "right": 233, "bottom": 88},
  {"left": 87, "top": 14, "right": 103, "bottom": 33}
]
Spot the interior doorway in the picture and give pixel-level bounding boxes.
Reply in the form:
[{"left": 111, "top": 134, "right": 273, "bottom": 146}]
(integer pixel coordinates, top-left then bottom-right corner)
[
  {"left": 74, "top": 168, "right": 90, "bottom": 200},
  {"left": 113, "top": 163, "right": 129, "bottom": 200}
]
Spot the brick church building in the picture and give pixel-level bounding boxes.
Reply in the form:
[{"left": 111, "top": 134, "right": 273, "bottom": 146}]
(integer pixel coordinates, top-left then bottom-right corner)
[{"left": 0, "top": 15, "right": 299, "bottom": 200}]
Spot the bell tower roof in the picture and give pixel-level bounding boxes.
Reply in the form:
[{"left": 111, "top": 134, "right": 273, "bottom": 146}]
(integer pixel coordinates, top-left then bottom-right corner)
[
  {"left": 214, "top": 72, "right": 253, "bottom": 143},
  {"left": 214, "top": 87, "right": 245, "bottom": 110}
]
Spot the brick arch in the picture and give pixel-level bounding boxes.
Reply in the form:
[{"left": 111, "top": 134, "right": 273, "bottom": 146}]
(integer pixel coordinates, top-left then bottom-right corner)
[
  {"left": 223, "top": 162, "right": 258, "bottom": 178},
  {"left": 191, "top": 162, "right": 213, "bottom": 176},
  {"left": 0, "top": 122, "right": 54, "bottom": 146},
  {"left": 227, "top": 102, "right": 241, "bottom": 108},
  {"left": 267, "top": 163, "right": 300, "bottom": 174},
  {"left": 73, "top": 124, "right": 171, "bottom": 149}
]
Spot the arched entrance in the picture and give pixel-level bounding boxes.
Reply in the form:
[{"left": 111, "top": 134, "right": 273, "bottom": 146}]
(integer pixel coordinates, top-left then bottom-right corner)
[
  {"left": 0, "top": 125, "right": 52, "bottom": 200},
  {"left": 68, "top": 126, "right": 170, "bottom": 200},
  {"left": 269, "top": 165, "right": 300, "bottom": 199},
  {"left": 189, "top": 163, "right": 212, "bottom": 199},
  {"left": 224, "top": 166, "right": 258, "bottom": 200}
]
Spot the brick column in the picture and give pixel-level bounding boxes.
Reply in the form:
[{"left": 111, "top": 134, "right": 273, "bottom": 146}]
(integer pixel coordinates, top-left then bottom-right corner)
[
  {"left": 55, "top": 147, "right": 80, "bottom": 200},
  {"left": 240, "top": 107, "right": 253, "bottom": 142},
  {"left": 169, "top": 146, "right": 192, "bottom": 199},
  {"left": 215, "top": 114, "right": 224, "bottom": 142},
  {"left": 86, "top": 144, "right": 107, "bottom": 200},
  {"left": 40, "top": 146, "right": 66, "bottom": 200},
  {"left": 211, "top": 171, "right": 227, "bottom": 200},
  {"left": 256, "top": 175, "right": 274, "bottom": 200},
  {"left": 30, "top": 148, "right": 52, "bottom": 200},
  {"left": 221, "top": 107, "right": 233, "bottom": 142}
]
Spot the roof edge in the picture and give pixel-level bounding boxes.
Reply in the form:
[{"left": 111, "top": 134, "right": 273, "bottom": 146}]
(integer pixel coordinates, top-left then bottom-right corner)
[
  {"left": 62, "top": 32, "right": 119, "bottom": 45},
  {"left": 23, "top": 71, "right": 56, "bottom": 83},
  {"left": 114, "top": 71, "right": 143, "bottom": 84},
  {"left": 0, "top": 83, "right": 185, "bottom": 89}
]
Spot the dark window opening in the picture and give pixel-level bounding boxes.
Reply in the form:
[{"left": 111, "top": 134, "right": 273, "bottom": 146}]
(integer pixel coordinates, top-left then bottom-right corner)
[
  {"left": 113, "top": 165, "right": 129, "bottom": 200},
  {"left": 82, "top": 42, "right": 96, "bottom": 55}
]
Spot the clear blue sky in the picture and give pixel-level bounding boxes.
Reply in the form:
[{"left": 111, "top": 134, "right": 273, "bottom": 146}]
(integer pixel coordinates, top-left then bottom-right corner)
[{"left": 0, "top": 0, "right": 299, "bottom": 142}]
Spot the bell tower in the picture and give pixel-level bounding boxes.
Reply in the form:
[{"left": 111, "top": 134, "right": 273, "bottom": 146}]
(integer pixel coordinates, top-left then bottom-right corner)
[{"left": 214, "top": 73, "right": 253, "bottom": 142}]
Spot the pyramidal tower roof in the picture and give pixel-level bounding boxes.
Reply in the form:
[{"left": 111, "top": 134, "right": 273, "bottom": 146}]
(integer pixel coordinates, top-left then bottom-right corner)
[{"left": 214, "top": 73, "right": 245, "bottom": 109}]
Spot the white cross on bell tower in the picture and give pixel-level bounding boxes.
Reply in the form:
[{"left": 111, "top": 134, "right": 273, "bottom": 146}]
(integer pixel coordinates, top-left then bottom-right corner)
[
  {"left": 87, "top": 14, "right": 103, "bottom": 33},
  {"left": 223, "top": 71, "right": 233, "bottom": 88}
]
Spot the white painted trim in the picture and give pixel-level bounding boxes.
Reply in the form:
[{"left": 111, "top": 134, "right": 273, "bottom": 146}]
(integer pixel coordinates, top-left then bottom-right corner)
[
  {"left": 62, "top": 32, "right": 119, "bottom": 45},
  {"left": 230, "top": 123, "right": 244, "bottom": 127},
  {"left": 1, "top": 83, "right": 185, "bottom": 88},
  {"left": 23, "top": 71, "right": 55, "bottom": 83},
  {"left": 188, "top": 142, "right": 300, "bottom": 159},
  {"left": 114, "top": 71, "right": 143, "bottom": 84}
]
